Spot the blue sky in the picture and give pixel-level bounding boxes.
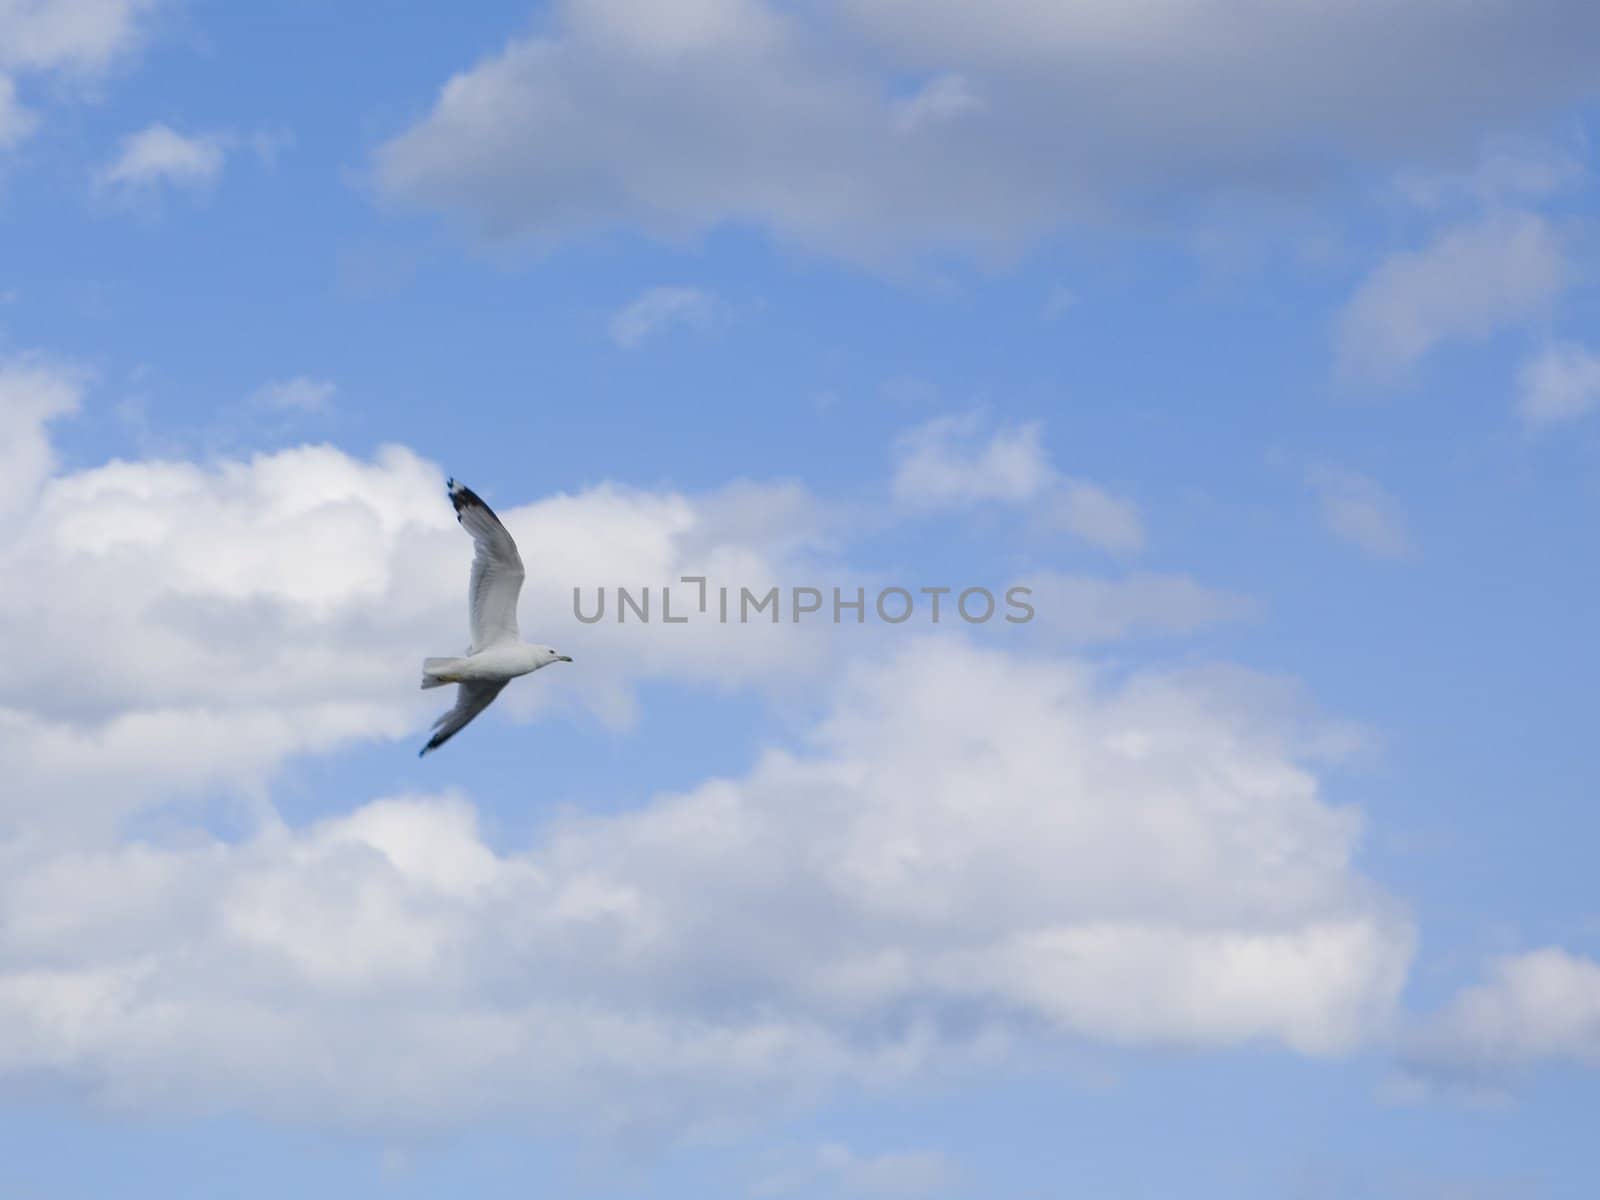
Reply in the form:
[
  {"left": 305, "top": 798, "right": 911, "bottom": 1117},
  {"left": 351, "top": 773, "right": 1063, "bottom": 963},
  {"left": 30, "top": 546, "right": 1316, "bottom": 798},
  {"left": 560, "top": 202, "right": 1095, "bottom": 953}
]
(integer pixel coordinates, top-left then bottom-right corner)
[{"left": 3, "top": 1, "right": 1600, "bottom": 1197}]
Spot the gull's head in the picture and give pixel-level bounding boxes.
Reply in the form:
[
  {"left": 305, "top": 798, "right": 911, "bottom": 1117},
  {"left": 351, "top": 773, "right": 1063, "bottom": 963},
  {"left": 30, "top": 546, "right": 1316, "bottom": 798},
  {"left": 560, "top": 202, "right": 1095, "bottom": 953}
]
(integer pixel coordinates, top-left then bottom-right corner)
[{"left": 537, "top": 645, "right": 573, "bottom": 668}]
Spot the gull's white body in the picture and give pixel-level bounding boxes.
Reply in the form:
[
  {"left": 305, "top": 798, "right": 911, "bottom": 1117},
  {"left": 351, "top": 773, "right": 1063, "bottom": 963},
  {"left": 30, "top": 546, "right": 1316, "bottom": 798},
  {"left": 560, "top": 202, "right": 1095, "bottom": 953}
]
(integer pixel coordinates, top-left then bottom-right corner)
[
  {"left": 425, "top": 641, "right": 557, "bottom": 685},
  {"left": 418, "top": 479, "right": 570, "bottom": 756}
]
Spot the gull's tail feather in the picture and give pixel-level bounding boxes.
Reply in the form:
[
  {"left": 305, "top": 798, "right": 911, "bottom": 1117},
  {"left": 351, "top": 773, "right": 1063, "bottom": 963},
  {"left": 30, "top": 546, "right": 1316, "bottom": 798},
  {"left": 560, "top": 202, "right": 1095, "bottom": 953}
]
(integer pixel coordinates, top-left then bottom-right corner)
[{"left": 421, "top": 656, "right": 462, "bottom": 689}]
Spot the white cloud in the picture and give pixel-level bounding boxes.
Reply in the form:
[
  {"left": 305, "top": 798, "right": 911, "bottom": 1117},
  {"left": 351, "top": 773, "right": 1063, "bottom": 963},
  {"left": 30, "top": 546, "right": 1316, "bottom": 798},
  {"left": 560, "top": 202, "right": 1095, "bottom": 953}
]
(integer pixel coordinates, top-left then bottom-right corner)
[
  {"left": 1052, "top": 480, "right": 1145, "bottom": 554},
  {"left": 0, "top": 638, "right": 1413, "bottom": 1131},
  {"left": 893, "top": 414, "right": 1144, "bottom": 552},
  {"left": 373, "top": 0, "right": 1600, "bottom": 261},
  {"left": 1308, "top": 467, "right": 1413, "bottom": 560},
  {"left": 1021, "top": 571, "right": 1253, "bottom": 643},
  {"left": 97, "top": 122, "right": 227, "bottom": 196},
  {"left": 892, "top": 414, "right": 1052, "bottom": 508},
  {"left": 0, "top": 355, "right": 83, "bottom": 515},
  {"left": 0, "top": 0, "right": 159, "bottom": 151},
  {"left": 1403, "top": 947, "right": 1600, "bottom": 1089},
  {"left": 253, "top": 376, "right": 336, "bottom": 413},
  {"left": 1337, "top": 213, "right": 1565, "bottom": 379},
  {"left": 0, "top": 361, "right": 1410, "bottom": 1135},
  {"left": 0, "top": 0, "right": 156, "bottom": 74},
  {"left": 0, "top": 376, "right": 852, "bottom": 843},
  {"left": 1517, "top": 342, "right": 1600, "bottom": 427},
  {"left": 608, "top": 286, "right": 721, "bottom": 348}
]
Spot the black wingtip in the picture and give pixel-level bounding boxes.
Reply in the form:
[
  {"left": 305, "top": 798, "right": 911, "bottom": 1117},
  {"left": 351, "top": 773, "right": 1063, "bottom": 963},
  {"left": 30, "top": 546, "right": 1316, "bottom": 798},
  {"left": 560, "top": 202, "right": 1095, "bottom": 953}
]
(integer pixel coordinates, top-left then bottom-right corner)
[{"left": 447, "top": 479, "right": 488, "bottom": 520}]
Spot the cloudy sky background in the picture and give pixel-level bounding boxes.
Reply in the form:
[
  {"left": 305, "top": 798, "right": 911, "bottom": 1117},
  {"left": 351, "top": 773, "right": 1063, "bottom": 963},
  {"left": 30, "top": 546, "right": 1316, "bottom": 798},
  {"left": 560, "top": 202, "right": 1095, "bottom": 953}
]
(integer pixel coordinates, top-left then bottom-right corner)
[{"left": 3, "top": 1, "right": 1600, "bottom": 1196}]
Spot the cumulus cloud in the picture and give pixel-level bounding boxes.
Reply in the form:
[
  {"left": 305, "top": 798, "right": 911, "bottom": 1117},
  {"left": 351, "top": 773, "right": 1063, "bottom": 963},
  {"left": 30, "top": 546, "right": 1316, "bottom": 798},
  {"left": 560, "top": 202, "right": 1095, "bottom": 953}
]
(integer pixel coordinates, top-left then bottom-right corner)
[
  {"left": 0, "top": 378, "right": 850, "bottom": 844},
  {"left": 0, "top": 0, "right": 156, "bottom": 74},
  {"left": 1402, "top": 947, "right": 1600, "bottom": 1092},
  {"left": 0, "top": 0, "right": 160, "bottom": 151},
  {"left": 0, "top": 363, "right": 1410, "bottom": 1136},
  {"left": 96, "top": 122, "right": 227, "bottom": 198},
  {"left": 1517, "top": 342, "right": 1600, "bottom": 427},
  {"left": 1308, "top": 467, "right": 1413, "bottom": 560},
  {"left": 373, "top": 0, "right": 1600, "bottom": 261},
  {"left": 0, "top": 355, "right": 82, "bottom": 515},
  {"left": 0, "top": 638, "right": 1413, "bottom": 1131},
  {"left": 0, "top": 369, "right": 1246, "bottom": 849},
  {"left": 1337, "top": 213, "right": 1565, "bottom": 379},
  {"left": 893, "top": 414, "right": 1143, "bottom": 552},
  {"left": 608, "top": 286, "right": 721, "bottom": 348}
]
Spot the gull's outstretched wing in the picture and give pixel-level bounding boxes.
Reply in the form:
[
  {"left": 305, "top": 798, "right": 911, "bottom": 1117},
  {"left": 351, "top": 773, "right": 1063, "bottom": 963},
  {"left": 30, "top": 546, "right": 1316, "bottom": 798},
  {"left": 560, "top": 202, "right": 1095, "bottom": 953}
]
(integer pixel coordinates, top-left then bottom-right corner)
[
  {"left": 448, "top": 478, "right": 526, "bottom": 652},
  {"left": 418, "top": 680, "right": 509, "bottom": 757}
]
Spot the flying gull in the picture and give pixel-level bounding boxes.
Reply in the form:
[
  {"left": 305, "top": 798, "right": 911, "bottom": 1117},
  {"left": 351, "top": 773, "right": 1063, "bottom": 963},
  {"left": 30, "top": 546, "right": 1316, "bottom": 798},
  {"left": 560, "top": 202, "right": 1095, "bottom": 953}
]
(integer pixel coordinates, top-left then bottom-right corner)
[{"left": 418, "top": 478, "right": 571, "bottom": 756}]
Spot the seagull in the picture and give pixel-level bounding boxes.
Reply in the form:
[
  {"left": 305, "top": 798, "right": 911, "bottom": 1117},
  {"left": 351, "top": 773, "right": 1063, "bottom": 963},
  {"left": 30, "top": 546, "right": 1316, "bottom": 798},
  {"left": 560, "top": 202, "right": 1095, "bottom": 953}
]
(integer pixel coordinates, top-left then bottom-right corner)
[{"left": 418, "top": 478, "right": 571, "bottom": 756}]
